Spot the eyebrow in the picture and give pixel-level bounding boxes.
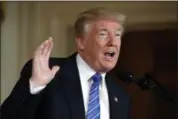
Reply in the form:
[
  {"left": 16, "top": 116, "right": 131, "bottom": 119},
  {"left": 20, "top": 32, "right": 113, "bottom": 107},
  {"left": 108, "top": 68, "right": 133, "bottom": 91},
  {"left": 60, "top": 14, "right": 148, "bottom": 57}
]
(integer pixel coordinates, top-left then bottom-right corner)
[
  {"left": 99, "top": 28, "right": 122, "bottom": 32},
  {"left": 99, "top": 28, "right": 107, "bottom": 32}
]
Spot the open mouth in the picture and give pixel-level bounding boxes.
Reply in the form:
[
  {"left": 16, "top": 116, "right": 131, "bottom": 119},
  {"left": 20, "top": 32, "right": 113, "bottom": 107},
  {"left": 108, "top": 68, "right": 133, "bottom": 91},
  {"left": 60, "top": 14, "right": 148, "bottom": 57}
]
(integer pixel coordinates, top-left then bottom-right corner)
[{"left": 104, "top": 51, "right": 115, "bottom": 60}]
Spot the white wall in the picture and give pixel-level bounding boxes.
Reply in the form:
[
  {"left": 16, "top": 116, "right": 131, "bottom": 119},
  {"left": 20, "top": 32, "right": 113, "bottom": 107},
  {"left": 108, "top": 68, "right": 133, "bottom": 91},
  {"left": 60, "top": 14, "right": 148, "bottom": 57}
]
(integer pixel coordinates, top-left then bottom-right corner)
[{"left": 1, "top": 1, "right": 177, "bottom": 103}]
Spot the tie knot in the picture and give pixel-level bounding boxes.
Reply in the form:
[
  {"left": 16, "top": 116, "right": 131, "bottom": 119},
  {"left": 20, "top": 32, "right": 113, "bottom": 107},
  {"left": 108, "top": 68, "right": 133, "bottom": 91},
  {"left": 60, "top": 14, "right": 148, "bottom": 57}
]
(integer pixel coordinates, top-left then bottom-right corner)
[{"left": 91, "top": 73, "right": 102, "bottom": 83}]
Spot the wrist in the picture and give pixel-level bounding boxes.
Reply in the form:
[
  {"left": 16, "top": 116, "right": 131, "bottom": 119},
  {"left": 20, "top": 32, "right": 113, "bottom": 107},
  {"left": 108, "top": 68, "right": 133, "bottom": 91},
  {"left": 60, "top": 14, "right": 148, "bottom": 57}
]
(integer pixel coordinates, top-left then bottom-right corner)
[{"left": 30, "top": 77, "right": 47, "bottom": 88}]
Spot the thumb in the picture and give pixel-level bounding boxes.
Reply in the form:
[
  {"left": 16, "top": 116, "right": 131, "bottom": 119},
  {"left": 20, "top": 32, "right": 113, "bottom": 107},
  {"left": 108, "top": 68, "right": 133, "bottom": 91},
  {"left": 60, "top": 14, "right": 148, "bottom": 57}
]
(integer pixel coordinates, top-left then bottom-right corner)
[{"left": 52, "top": 65, "right": 60, "bottom": 76}]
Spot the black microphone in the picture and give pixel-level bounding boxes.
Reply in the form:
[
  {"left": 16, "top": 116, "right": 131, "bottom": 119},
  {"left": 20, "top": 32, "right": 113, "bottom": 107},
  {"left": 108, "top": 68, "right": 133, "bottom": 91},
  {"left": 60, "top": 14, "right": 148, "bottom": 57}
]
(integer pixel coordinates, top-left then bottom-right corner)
[
  {"left": 117, "top": 71, "right": 135, "bottom": 83},
  {"left": 117, "top": 71, "right": 177, "bottom": 106},
  {"left": 117, "top": 71, "right": 160, "bottom": 90}
]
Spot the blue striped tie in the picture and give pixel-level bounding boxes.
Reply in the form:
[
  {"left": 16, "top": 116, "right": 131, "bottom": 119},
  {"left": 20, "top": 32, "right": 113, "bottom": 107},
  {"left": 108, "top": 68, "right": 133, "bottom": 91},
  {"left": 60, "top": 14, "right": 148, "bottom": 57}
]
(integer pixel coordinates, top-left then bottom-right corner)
[{"left": 86, "top": 73, "right": 102, "bottom": 119}]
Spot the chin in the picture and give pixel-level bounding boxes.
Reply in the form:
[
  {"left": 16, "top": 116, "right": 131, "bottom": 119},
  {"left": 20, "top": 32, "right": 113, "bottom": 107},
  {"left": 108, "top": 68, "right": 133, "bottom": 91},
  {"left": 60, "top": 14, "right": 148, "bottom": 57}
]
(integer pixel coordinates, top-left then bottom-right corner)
[{"left": 101, "top": 64, "right": 116, "bottom": 72}]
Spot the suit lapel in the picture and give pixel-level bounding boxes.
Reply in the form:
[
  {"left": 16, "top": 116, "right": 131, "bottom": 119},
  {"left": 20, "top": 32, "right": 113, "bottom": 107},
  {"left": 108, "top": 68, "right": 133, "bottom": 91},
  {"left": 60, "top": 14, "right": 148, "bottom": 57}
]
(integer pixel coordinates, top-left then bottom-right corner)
[
  {"left": 57, "top": 53, "right": 128, "bottom": 119},
  {"left": 59, "top": 53, "right": 85, "bottom": 119},
  {"left": 106, "top": 75, "right": 126, "bottom": 119}
]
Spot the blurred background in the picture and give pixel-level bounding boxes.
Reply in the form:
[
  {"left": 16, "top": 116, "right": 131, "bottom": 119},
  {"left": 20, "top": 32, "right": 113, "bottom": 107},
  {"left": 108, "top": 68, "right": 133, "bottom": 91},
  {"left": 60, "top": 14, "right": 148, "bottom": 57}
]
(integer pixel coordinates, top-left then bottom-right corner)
[{"left": 0, "top": 1, "right": 177, "bottom": 119}]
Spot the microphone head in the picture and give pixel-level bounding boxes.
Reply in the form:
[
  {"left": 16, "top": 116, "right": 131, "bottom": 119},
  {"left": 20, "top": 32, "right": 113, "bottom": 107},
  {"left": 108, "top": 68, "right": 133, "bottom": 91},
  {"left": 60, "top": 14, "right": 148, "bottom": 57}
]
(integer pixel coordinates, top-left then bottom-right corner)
[{"left": 117, "top": 71, "right": 134, "bottom": 83}]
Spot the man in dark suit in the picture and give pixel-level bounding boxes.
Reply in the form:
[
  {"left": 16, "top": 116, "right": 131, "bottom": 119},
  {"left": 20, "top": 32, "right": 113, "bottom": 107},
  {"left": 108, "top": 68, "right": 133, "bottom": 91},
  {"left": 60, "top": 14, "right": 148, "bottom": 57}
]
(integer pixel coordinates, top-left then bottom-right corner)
[{"left": 1, "top": 7, "right": 131, "bottom": 119}]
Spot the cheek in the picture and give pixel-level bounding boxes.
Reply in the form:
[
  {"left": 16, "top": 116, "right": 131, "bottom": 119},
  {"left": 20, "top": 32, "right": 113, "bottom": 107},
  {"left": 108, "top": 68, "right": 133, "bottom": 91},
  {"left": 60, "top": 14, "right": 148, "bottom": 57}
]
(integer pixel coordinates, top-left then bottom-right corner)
[
  {"left": 92, "top": 44, "right": 104, "bottom": 59},
  {"left": 91, "top": 38, "right": 102, "bottom": 50},
  {"left": 116, "top": 40, "right": 121, "bottom": 49},
  {"left": 95, "top": 43, "right": 106, "bottom": 55},
  {"left": 95, "top": 37, "right": 108, "bottom": 48}
]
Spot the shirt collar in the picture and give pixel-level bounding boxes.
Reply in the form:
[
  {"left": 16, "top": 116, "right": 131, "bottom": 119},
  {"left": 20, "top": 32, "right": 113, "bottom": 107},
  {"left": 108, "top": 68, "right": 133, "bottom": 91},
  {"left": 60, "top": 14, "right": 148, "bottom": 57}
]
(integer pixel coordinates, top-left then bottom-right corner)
[{"left": 76, "top": 53, "right": 106, "bottom": 81}]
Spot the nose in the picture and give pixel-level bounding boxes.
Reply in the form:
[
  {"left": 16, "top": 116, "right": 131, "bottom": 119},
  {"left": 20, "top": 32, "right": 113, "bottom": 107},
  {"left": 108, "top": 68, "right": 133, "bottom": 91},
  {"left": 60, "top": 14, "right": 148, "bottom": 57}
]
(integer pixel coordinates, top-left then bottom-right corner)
[{"left": 107, "top": 33, "right": 118, "bottom": 46}]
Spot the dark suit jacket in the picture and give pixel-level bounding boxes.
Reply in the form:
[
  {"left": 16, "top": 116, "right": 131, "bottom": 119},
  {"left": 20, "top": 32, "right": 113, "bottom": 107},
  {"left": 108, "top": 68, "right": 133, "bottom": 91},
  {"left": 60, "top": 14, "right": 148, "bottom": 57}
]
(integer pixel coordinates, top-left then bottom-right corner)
[{"left": 1, "top": 53, "right": 131, "bottom": 119}]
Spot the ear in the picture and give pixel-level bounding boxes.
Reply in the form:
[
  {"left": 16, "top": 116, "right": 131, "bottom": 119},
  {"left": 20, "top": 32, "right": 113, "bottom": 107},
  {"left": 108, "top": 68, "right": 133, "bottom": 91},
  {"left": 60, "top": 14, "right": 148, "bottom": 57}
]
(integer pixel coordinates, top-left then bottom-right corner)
[{"left": 76, "top": 37, "right": 85, "bottom": 50}]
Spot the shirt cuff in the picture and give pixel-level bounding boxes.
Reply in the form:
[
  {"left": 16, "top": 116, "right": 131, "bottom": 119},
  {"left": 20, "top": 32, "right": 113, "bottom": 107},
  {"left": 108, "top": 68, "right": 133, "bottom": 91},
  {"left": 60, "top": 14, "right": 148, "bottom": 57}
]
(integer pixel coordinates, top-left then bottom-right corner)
[{"left": 29, "top": 79, "right": 46, "bottom": 94}]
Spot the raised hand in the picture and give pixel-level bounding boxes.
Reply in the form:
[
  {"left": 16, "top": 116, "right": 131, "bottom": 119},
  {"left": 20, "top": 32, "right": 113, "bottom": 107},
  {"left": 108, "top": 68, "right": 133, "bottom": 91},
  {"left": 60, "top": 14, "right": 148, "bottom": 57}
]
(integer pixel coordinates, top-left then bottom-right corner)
[{"left": 30, "top": 37, "right": 60, "bottom": 87}]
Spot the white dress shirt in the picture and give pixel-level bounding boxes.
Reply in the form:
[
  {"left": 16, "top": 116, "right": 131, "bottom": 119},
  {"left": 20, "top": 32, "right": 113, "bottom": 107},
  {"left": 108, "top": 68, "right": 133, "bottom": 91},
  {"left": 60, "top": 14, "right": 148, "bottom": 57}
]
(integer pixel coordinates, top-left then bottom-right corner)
[{"left": 30, "top": 53, "right": 110, "bottom": 119}]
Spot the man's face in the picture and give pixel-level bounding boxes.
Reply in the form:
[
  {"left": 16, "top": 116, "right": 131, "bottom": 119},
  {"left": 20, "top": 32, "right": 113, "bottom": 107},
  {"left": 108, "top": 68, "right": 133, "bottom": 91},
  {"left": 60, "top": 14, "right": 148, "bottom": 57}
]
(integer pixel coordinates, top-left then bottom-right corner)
[{"left": 77, "top": 19, "right": 123, "bottom": 73}]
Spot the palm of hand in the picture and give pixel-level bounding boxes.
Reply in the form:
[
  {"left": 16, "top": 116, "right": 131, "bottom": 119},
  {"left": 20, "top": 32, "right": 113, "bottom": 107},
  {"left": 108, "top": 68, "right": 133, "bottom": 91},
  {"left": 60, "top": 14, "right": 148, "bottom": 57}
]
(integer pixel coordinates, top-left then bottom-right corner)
[{"left": 31, "top": 37, "right": 60, "bottom": 86}]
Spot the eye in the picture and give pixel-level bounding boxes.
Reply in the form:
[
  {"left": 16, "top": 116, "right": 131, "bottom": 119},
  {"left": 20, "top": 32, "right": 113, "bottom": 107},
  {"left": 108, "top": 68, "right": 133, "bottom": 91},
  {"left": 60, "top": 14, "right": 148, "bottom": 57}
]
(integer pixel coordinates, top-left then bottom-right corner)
[
  {"left": 115, "top": 32, "right": 121, "bottom": 39},
  {"left": 99, "top": 31, "right": 107, "bottom": 36},
  {"left": 116, "top": 32, "right": 121, "bottom": 36},
  {"left": 98, "top": 31, "right": 108, "bottom": 39}
]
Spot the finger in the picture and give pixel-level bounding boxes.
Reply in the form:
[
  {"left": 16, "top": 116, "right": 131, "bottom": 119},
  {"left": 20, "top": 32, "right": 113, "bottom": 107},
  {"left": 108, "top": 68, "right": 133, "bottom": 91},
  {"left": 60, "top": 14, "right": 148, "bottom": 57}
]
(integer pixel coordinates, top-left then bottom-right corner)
[
  {"left": 33, "top": 45, "right": 44, "bottom": 63},
  {"left": 42, "top": 39, "right": 50, "bottom": 56},
  {"left": 34, "top": 40, "right": 47, "bottom": 58},
  {"left": 44, "top": 37, "right": 53, "bottom": 57},
  {"left": 45, "top": 37, "right": 53, "bottom": 59},
  {"left": 51, "top": 65, "right": 60, "bottom": 76}
]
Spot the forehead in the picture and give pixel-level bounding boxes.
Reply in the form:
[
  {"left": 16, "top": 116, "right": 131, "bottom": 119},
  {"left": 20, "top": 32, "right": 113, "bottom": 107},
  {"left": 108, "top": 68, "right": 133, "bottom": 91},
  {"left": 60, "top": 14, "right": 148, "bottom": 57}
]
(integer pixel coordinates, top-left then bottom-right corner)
[{"left": 93, "top": 19, "right": 122, "bottom": 31}]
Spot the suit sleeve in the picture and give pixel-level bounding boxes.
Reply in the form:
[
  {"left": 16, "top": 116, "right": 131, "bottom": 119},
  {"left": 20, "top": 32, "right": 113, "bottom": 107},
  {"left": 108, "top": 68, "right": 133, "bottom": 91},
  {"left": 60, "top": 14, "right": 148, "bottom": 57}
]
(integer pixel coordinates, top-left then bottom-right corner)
[{"left": 1, "top": 59, "right": 44, "bottom": 119}]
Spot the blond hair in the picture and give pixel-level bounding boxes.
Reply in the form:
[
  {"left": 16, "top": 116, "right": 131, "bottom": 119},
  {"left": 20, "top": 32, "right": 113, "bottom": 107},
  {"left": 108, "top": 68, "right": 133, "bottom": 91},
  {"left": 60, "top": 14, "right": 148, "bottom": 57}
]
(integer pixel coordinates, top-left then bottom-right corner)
[{"left": 74, "top": 7, "right": 126, "bottom": 37}]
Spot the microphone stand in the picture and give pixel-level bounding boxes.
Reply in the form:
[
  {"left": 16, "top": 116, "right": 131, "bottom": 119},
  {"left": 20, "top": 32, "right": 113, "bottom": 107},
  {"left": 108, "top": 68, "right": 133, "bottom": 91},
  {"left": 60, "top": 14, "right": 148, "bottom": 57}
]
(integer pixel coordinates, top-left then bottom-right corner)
[{"left": 117, "top": 72, "right": 177, "bottom": 106}]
